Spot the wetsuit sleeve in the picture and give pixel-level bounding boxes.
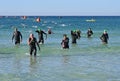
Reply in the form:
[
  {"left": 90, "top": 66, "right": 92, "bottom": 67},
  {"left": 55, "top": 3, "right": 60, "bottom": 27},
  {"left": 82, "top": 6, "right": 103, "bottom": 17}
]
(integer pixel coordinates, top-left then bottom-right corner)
[
  {"left": 42, "top": 31, "right": 47, "bottom": 39},
  {"left": 35, "top": 38, "right": 40, "bottom": 50},
  {"left": 100, "top": 34, "right": 104, "bottom": 40},
  {"left": 12, "top": 32, "right": 15, "bottom": 41},
  {"left": 42, "top": 31, "right": 47, "bottom": 34},
  {"left": 91, "top": 31, "right": 93, "bottom": 34},
  {"left": 107, "top": 34, "right": 109, "bottom": 39},
  {"left": 67, "top": 38, "right": 69, "bottom": 43},
  {"left": 65, "top": 38, "right": 69, "bottom": 43},
  {"left": 20, "top": 32, "right": 22, "bottom": 41},
  {"left": 35, "top": 30, "right": 39, "bottom": 33},
  {"left": 71, "top": 31, "right": 73, "bottom": 35}
]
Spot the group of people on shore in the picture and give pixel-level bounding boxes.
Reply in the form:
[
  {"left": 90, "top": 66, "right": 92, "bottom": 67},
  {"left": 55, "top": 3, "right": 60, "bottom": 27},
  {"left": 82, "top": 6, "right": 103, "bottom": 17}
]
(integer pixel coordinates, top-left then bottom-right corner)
[{"left": 12, "top": 28, "right": 109, "bottom": 56}]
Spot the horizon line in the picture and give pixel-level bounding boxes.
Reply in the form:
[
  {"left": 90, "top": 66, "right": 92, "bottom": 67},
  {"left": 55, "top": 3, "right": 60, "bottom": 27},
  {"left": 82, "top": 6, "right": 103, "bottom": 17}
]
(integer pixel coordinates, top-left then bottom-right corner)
[{"left": 0, "top": 15, "right": 120, "bottom": 16}]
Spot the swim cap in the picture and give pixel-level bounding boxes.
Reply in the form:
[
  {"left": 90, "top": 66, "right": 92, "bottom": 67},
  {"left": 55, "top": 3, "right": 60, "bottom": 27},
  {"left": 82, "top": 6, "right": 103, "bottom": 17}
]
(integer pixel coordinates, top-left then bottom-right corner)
[
  {"left": 104, "top": 30, "right": 107, "bottom": 33},
  {"left": 73, "top": 30, "right": 76, "bottom": 32},
  {"left": 38, "top": 29, "right": 41, "bottom": 31}
]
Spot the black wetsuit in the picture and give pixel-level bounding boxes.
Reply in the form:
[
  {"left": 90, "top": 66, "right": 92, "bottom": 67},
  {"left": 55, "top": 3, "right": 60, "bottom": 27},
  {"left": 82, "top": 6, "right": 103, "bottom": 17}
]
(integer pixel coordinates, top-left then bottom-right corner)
[
  {"left": 100, "top": 33, "right": 109, "bottom": 44},
  {"left": 87, "top": 30, "right": 93, "bottom": 38},
  {"left": 48, "top": 31, "right": 52, "bottom": 34},
  {"left": 36, "top": 30, "right": 47, "bottom": 43},
  {"left": 61, "top": 37, "right": 69, "bottom": 49},
  {"left": 48, "top": 30, "right": 52, "bottom": 34},
  {"left": 71, "top": 31, "right": 78, "bottom": 44},
  {"left": 29, "top": 37, "right": 37, "bottom": 56},
  {"left": 76, "top": 31, "right": 81, "bottom": 39},
  {"left": 12, "top": 31, "right": 22, "bottom": 45}
]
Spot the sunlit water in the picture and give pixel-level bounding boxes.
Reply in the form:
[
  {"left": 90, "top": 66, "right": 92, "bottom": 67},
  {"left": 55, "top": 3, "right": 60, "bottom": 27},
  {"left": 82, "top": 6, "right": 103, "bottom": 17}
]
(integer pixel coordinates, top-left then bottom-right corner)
[{"left": 0, "top": 16, "right": 120, "bottom": 81}]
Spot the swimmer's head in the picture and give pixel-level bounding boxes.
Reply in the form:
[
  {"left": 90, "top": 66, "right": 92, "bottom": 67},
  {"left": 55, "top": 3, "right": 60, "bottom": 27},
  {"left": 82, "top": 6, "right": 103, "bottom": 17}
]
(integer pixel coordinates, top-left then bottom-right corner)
[
  {"left": 73, "top": 30, "right": 76, "bottom": 33},
  {"left": 38, "top": 29, "right": 41, "bottom": 31},
  {"left": 63, "top": 34, "right": 67, "bottom": 37},
  {"left": 88, "top": 28, "right": 91, "bottom": 31},
  {"left": 30, "top": 33, "right": 34, "bottom": 38},
  {"left": 76, "top": 30, "right": 80, "bottom": 32},
  {"left": 48, "top": 28, "right": 51, "bottom": 31},
  {"left": 14, "top": 28, "right": 18, "bottom": 31},
  {"left": 104, "top": 30, "right": 107, "bottom": 33}
]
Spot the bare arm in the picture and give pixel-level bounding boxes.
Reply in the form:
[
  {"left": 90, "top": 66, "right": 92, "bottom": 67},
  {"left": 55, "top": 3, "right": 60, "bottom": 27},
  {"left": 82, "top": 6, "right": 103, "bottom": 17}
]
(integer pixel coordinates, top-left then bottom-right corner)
[
  {"left": 27, "top": 38, "right": 30, "bottom": 45},
  {"left": 27, "top": 38, "right": 32, "bottom": 45}
]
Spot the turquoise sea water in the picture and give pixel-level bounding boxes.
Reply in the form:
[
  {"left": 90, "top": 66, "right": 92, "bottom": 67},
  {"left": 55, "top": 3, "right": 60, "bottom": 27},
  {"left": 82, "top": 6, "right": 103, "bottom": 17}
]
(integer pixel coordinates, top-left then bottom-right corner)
[{"left": 0, "top": 16, "right": 120, "bottom": 81}]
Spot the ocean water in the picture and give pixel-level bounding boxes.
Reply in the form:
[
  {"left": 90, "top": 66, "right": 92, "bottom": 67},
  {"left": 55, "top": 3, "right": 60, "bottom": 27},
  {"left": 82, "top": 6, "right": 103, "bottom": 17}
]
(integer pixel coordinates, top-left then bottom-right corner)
[{"left": 0, "top": 16, "right": 120, "bottom": 81}]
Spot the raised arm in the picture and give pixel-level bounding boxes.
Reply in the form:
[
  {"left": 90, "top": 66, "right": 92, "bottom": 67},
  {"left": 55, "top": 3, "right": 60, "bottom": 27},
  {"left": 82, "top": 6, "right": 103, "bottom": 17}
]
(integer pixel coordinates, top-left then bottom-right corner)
[{"left": 43, "top": 31, "right": 47, "bottom": 40}]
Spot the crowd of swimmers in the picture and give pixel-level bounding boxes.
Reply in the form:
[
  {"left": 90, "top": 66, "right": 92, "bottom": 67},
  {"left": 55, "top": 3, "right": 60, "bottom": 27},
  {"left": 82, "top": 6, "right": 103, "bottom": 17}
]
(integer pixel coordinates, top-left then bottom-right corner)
[{"left": 12, "top": 28, "right": 109, "bottom": 57}]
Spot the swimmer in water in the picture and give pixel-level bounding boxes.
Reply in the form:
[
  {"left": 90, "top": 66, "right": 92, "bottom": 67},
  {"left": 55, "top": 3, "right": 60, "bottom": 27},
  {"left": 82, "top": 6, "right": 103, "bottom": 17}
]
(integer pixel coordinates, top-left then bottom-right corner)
[
  {"left": 71, "top": 30, "right": 78, "bottom": 44},
  {"left": 48, "top": 28, "right": 53, "bottom": 34},
  {"left": 12, "top": 28, "right": 22, "bottom": 45},
  {"left": 61, "top": 34, "right": 69, "bottom": 49},
  {"left": 27, "top": 33, "right": 40, "bottom": 57},
  {"left": 36, "top": 17, "right": 40, "bottom": 22},
  {"left": 87, "top": 28, "right": 93, "bottom": 38},
  {"left": 100, "top": 30, "right": 109, "bottom": 44}
]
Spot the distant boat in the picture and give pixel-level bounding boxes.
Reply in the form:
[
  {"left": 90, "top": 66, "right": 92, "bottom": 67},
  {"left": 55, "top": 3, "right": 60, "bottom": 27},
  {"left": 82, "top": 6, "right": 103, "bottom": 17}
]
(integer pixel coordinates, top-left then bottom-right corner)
[
  {"left": 86, "top": 19, "right": 96, "bottom": 22},
  {"left": 36, "top": 17, "right": 41, "bottom": 22}
]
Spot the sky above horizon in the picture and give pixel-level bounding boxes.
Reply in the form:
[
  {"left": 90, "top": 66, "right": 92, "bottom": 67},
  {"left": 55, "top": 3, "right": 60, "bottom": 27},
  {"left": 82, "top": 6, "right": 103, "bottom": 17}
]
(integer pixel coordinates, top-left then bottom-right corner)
[{"left": 0, "top": 0, "right": 120, "bottom": 16}]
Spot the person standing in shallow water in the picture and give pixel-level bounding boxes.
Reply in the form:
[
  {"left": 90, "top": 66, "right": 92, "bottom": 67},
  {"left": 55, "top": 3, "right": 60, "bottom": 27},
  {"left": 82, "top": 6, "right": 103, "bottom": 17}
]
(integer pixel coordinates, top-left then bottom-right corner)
[
  {"left": 100, "top": 30, "right": 109, "bottom": 44},
  {"left": 28, "top": 33, "right": 40, "bottom": 57},
  {"left": 12, "top": 28, "right": 22, "bottom": 45},
  {"left": 87, "top": 28, "right": 93, "bottom": 38},
  {"left": 61, "top": 34, "right": 69, "bottom": 49},
  {"left": 35, "top": 29, "right": 47, "bottom": 44},
  {"left": 71, "top": 30, "right": 78, "bottom": 44}
]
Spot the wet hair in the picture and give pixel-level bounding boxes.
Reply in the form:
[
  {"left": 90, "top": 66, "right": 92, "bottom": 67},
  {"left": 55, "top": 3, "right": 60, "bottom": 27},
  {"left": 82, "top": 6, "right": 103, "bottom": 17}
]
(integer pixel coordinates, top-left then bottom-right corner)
[
  {"left": 30, "top": 33, "right": 34, "bottom": 37},
  {"left": 14, "top": 28, "right": 18, "bottom": 31},
  {"left": 63, "top": 34, "right": 67, "bottom": 37}
]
